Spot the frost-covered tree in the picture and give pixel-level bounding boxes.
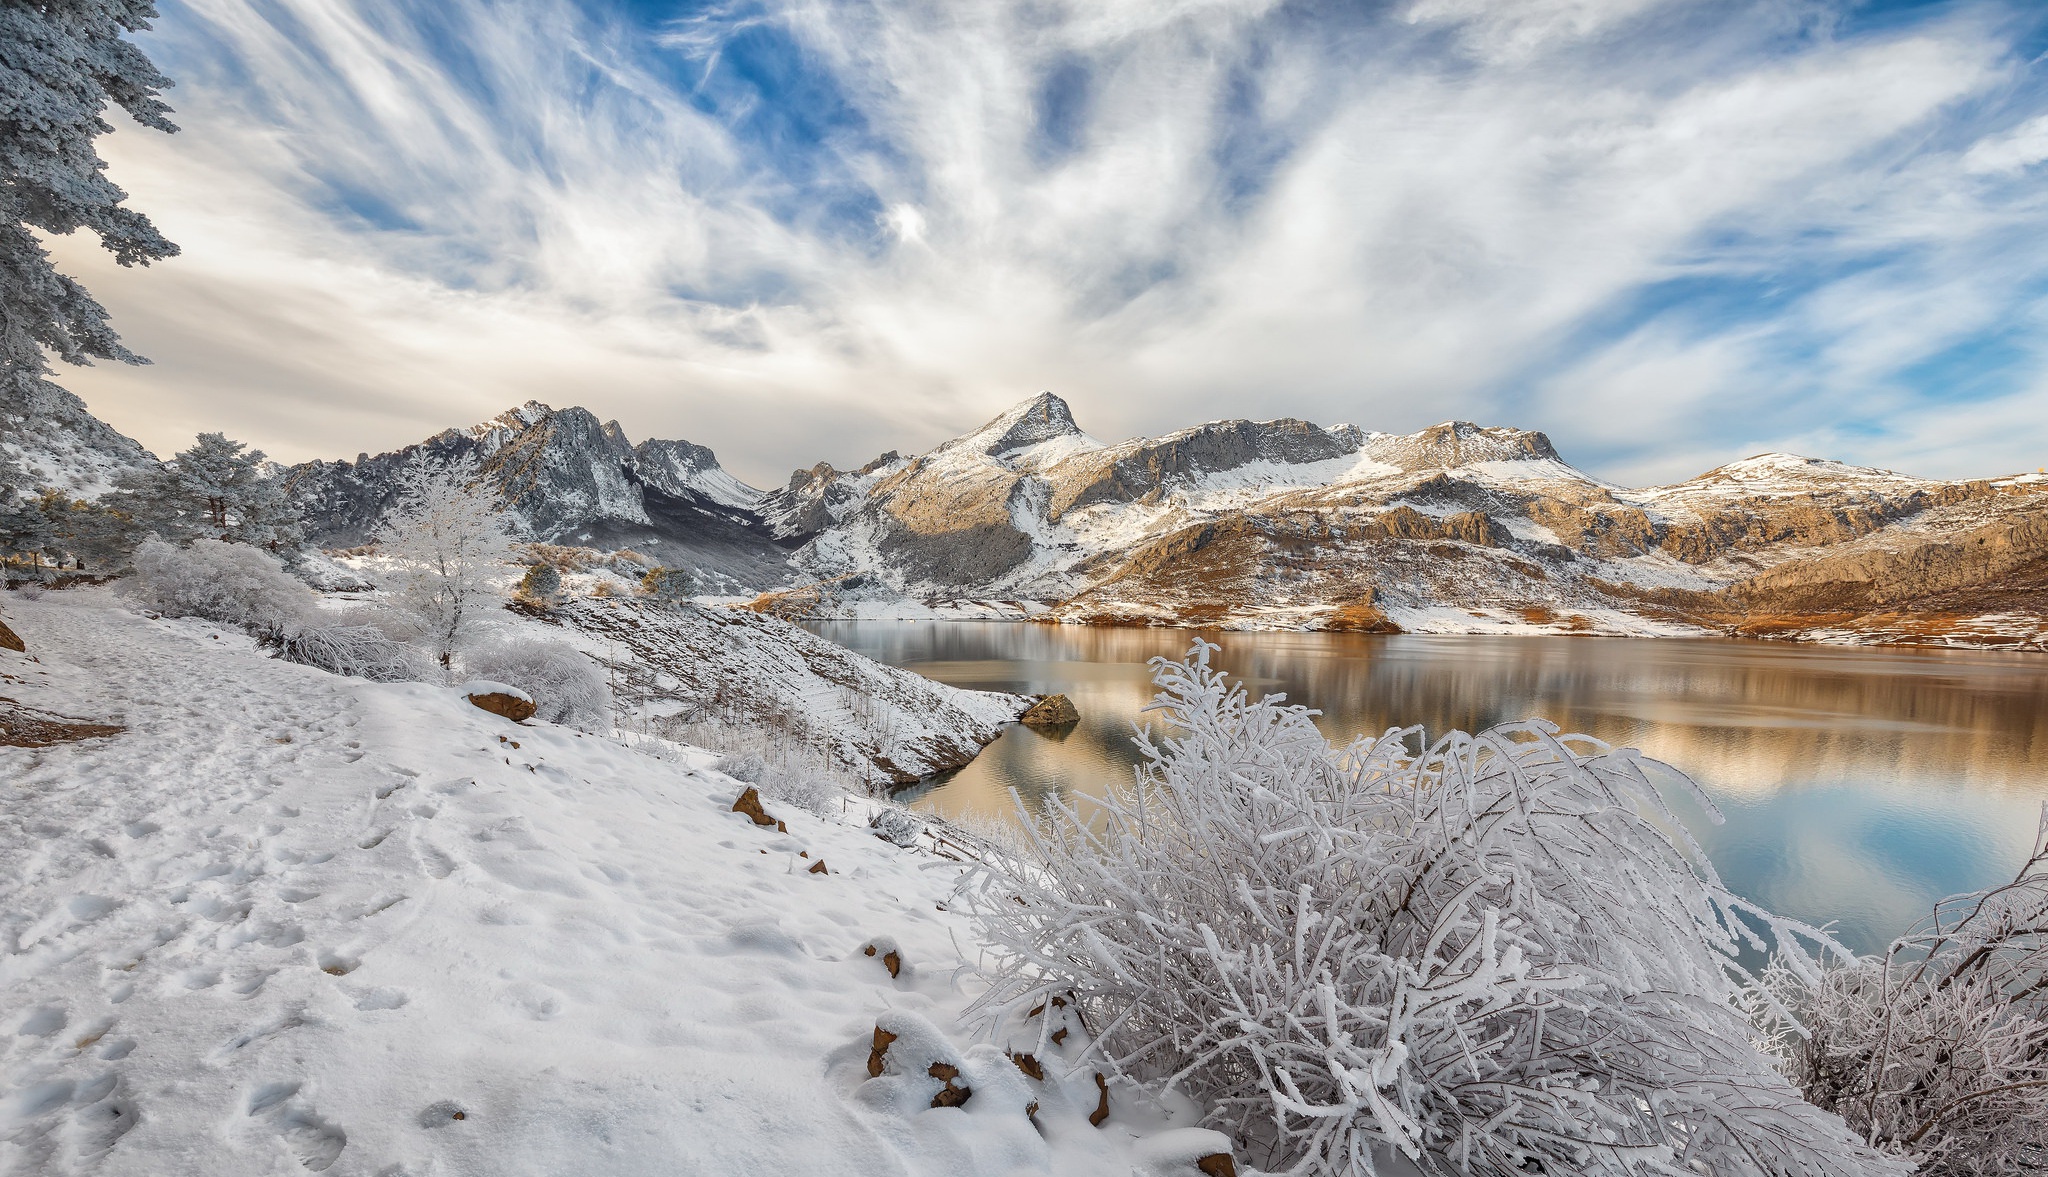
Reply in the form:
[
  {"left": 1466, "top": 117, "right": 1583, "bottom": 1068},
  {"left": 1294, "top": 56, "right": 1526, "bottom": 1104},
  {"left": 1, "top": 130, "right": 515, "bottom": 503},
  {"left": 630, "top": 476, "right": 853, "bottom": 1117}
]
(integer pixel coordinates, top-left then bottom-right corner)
[
  {"left": 959, "top": 642, "right": 1899, "bottom": 1176},
  {"left": 1, "top": 0, "right": 180, "bottom": 412},
  {"left": 1759, "top": 816, "right": 2048, "bottom": 1174},
  {"left": 113, "top": 433, "right": 301, "bottom": 547},
  {"left": 374, "top": 454, "right": 516, "bottom": 672},
  {"left": 0, "top": 475, "right": 57, "bottom": 573}
]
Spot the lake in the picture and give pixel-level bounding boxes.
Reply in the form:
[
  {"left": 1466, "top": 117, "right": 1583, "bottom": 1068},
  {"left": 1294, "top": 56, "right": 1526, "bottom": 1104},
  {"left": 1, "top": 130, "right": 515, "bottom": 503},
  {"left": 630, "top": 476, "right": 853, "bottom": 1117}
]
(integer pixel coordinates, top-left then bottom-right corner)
[{"left": 807, "top": 621, "right": 2048, "bottom": 955}]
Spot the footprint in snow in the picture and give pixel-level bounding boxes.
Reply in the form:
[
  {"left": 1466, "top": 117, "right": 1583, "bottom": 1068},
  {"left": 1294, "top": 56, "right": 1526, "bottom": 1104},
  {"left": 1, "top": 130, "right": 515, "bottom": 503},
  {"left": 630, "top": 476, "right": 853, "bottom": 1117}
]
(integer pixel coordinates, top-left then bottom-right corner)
[{"left": 245, "top": 1082, "right": 348, "bottom": 1172}]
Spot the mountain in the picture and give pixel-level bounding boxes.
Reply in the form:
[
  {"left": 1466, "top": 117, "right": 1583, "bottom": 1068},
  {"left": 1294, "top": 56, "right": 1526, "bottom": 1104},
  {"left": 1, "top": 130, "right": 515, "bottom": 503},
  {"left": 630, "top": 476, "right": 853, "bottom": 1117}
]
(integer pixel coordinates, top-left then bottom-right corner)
[
  {"left": 282, "top": 402, "right": 793, "bottom": 591},
  {"left": 761, "top": 393, "right": 2048, "bottom": 649}
]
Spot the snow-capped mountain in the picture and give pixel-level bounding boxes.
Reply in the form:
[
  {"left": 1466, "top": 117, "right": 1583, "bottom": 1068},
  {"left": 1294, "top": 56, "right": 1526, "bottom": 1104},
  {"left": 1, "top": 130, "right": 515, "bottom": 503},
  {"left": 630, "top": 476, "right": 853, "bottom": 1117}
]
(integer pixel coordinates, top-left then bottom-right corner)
[
  {"left": 283, "top": 402, "right": 791, "bottom": 590},
  {"left": 765, "top": 393, "right": 2048, "bottom": 648}
]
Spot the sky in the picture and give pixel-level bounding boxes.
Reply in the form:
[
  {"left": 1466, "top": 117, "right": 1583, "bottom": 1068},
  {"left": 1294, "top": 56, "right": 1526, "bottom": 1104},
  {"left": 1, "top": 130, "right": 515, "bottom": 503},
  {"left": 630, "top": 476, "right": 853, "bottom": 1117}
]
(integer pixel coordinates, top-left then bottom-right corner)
[{"left": 42, "top": 0, "right": 2048, "bottom": 488}]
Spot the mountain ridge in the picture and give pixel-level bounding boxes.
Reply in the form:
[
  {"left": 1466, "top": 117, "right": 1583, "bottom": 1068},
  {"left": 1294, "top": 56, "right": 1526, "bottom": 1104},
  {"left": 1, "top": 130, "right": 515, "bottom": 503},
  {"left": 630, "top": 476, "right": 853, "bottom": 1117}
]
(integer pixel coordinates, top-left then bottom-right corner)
[{"left": 13, "top": 388, "right": 2041, "bottom": 648}]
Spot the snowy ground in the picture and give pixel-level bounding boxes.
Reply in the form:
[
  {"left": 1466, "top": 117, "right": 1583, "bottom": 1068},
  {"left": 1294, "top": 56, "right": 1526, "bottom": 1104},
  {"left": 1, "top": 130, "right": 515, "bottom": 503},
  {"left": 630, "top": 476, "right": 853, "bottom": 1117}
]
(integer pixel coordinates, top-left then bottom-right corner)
[{"left": 0, "top": 590, "right": 1201, "bottom": 1176}]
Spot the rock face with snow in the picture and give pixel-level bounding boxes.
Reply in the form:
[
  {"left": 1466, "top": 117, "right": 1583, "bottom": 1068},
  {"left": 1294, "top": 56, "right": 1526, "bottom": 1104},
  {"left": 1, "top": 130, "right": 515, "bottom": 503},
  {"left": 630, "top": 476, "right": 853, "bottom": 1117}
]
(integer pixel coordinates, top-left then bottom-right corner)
[{"left": 283, "top": 402, "right": 792, "bottom": 589}]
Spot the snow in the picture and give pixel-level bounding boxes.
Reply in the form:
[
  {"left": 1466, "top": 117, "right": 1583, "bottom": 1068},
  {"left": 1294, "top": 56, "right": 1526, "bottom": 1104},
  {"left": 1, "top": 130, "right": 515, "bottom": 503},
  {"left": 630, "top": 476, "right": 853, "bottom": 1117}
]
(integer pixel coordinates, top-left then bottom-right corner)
[{"left": 0, "top": 589, "right": 1186, "bottom": 1176}]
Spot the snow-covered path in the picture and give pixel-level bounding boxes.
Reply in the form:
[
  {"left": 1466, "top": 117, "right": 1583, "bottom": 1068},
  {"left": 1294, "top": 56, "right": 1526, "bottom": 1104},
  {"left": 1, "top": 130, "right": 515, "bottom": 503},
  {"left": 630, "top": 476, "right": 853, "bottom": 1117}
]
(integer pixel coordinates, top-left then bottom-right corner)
[{"left": 0, "top": 591, "right": 1143, "bottom": 1176}]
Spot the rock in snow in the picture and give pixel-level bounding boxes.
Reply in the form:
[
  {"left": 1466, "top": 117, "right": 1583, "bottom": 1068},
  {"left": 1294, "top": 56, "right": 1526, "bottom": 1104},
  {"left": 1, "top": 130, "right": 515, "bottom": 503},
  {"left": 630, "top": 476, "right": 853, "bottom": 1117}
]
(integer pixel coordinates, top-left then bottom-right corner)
[{"left": 0, "top": 589, "right": 1205, "bottom": 1176}]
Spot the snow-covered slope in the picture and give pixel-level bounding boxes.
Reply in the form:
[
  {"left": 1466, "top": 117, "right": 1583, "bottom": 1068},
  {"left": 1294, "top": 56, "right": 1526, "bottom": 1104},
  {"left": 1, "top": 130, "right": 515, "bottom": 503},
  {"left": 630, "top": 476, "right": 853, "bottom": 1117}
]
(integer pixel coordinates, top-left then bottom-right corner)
[
  {"left": 0, "top": 590, "right": 1195, "bottom": 1177},
  {"left": 553, "top": 597, "right": 1028, "bottom": 783},
  {"left": 0, "top": 381, "right": 157, "bottom": 500}
]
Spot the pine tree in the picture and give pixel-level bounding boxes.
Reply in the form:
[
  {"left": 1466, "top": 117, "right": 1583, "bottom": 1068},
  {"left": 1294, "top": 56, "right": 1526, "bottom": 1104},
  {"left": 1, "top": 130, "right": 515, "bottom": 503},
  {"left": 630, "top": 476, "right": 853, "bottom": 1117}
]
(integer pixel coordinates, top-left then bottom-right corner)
[
  {"left": 516, "top": 562, "right": 562, "bottom": 606},
  {"left": 113, "top": 433, "right": 302, "bottom": 547},
  {"left": 1, "top": 0, "right": 181, "bottom": 412},
  {"left": 0, "top": 456, "right": 57, "bottom": 574}
]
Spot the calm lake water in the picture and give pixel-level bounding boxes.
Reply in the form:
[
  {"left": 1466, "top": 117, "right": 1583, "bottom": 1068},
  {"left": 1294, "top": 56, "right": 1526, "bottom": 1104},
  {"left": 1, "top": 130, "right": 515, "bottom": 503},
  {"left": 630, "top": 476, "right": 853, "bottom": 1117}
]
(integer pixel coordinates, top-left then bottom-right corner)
[{"left": 808, "top": 621, "right": 2048, "bottom": 955}]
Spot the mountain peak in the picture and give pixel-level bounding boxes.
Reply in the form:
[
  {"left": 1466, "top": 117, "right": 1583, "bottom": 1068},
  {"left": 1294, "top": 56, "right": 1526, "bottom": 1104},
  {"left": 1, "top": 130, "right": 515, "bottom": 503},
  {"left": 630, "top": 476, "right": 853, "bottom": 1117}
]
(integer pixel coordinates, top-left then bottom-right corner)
[
  {"left": 954, "top": 392, "right": 1087, "bottom": 459},
  {"left": 1364, "top": 421, "right": 1562, "bottom": 471}
]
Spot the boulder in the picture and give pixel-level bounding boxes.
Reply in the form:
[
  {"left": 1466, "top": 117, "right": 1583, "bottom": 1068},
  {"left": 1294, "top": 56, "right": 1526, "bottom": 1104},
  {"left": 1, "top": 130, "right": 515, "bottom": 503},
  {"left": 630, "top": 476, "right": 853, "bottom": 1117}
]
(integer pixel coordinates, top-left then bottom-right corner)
[
  {"left": 730, "top": 786, "right": 778, "bottom": 827},
  {"left": 1133, "top": 1129, "right": 1239, "bottom": 1177},
  {"left": 1019, "top": 694, "right": 1079, "bottom": 727},
  {"left": 0, "top": 616, "right": 22, "bottom": 653},
  {"left": 461, "top": 681, "right": 535, "bottom": 722}
]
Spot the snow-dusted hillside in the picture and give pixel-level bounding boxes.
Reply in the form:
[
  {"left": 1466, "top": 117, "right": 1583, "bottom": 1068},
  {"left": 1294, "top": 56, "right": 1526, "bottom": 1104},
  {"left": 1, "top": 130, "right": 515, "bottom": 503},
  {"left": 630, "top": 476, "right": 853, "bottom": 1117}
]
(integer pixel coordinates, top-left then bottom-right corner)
[
  {"left": 0, "top": 382, "right": 157, "bottom": 501},
  {"left": 0, "top": 590, "right": 1205, "bottom": 1177},
  {"left": 549, "top": 596, "right": 1029, "bottom": 784}
]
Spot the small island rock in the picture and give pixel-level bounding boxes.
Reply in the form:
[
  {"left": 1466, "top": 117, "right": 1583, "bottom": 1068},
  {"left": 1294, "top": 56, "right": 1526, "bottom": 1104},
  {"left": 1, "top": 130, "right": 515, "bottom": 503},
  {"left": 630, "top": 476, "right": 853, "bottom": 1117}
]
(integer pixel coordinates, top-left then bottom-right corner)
[{"left": 1019, "top": 694, "right": 1079, "bottom": 727}]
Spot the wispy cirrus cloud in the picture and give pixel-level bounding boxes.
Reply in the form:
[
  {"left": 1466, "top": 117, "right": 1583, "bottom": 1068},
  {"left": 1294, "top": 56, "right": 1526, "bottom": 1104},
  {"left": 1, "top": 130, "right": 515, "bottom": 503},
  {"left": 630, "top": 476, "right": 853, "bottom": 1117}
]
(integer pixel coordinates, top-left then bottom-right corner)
[{"left": 44, "top": 0, "right": 2048, "bottom": 486}]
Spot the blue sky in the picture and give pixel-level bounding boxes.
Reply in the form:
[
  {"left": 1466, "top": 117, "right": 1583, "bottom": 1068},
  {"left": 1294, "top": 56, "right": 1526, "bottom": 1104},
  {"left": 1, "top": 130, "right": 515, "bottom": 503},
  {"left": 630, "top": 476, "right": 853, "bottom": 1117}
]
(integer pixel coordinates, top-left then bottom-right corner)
[{"left": 47, "top": 0, "right": 2048, "bottom": 485}]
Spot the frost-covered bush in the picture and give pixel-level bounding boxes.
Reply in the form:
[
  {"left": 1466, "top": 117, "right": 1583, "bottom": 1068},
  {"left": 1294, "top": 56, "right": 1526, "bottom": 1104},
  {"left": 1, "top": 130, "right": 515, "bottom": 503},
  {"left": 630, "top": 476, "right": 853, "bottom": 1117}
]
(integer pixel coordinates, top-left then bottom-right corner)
[
  {"left": 1758, "top": 819, "right": 2048, "bottom": 1175},
  {"left": 460, "top": 636, "right": 611, "bottom": 731},
  {"left": 869, "top": 806, "right": 924, "bottom": 848},
  {"left": 711, "top": 750, "right": 841, "bottom": 817},
  {"left": 271, "top": 608, "right": 433, "bottom": 683},
  {"left": 959, "top": 642, "right": 1896, "bottom": 1177},
  {"left": 639, "top": 564, "right": 696, "bottom": 603},
  {"left": 132, "top": 537, "right": 311, "bottom": 634},
  {"left": 516, "top": 562, "right": 561, "bottom": 605}
]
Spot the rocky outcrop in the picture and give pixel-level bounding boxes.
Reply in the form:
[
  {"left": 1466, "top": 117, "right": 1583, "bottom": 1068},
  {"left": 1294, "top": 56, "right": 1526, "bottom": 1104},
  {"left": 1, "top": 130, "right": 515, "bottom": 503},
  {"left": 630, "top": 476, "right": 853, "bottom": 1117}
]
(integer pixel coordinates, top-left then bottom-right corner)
[
  {"left": 1047, "top": 417, "right": 1358, "bottom": 517},
  {"left": 0, "top": 616, "right": 23, "bottom": 652},
  {"left": 1019, "top": 695, "right": 1079, "bottom": 726},
  {"left": 1361, "top": 420, "right": 1560, "bottom": 471},
  {"left": 463, "top": 685, "right": 536, "bottom": 723}
]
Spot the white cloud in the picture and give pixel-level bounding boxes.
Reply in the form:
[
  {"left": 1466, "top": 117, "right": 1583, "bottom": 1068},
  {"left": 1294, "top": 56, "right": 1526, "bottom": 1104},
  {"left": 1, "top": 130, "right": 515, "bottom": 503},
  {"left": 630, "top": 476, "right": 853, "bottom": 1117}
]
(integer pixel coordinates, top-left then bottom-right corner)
[{"left": 44, "top": 0, "right": 2048, "bottom": 488}]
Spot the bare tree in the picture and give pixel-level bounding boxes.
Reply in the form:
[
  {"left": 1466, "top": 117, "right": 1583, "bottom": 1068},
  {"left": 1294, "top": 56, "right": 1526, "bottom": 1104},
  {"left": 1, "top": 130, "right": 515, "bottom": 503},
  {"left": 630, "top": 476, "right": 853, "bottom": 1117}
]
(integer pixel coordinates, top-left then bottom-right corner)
[{"left": 374, "top": 454, "right": 516, "bottom": 672}]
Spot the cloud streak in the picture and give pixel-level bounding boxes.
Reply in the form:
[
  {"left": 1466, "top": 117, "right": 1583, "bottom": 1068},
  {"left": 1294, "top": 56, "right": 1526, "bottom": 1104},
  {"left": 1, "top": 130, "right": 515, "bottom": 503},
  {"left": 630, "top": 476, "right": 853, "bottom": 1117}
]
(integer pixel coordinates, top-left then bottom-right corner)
[{"left": 43, "top": 0, "right": 2048, "bottom": 487}]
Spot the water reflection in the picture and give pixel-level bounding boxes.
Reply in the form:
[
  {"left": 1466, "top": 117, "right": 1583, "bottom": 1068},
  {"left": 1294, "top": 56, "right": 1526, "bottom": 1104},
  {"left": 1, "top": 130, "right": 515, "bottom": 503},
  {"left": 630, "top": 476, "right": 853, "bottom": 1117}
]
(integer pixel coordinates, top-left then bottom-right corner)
[{"left": 807, "top": 622, "right": 2048, "bottom": 954}]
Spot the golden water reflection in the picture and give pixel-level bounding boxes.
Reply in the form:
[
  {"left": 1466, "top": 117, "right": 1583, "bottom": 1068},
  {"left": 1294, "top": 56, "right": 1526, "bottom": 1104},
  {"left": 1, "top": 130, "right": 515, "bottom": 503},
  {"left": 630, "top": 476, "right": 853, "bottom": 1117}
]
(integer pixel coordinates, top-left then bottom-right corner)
[{"left": 807, "top": 623, "right": 2048, "bottom": 954}]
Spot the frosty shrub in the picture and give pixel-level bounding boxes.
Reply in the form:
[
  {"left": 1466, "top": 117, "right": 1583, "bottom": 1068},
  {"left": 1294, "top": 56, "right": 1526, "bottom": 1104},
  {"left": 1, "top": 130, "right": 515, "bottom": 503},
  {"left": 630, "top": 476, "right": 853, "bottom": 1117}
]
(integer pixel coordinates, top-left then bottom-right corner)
[
  {"left": 132, "top": 537, "right": 311, "bottom": 634},
  {"left": 460, "top": 636, "right": 611, "bottom": 731},
  {"left": 959, "top": 642, "right": 1897, "bottom": 1177},
  {"left": 1759, "top": 816, "right": 2048, "bottom": 1175},
  {"left": 639, "top": 565, "right": 696, "bottom": 603},
  {"left": 869, "top": 806, "right": 924, "bottom": 848},
  {"left": 516, "top": 562, "right": 561, "bottom": 606},
  {"left": 714, "top": 751, "right": 767, "bottom": 783},
  {"left": 272, "top": 621, "right": 431, "bottom": 683},
  {"left": 710, "top": 750, "right": 842, "bottom": 817}
]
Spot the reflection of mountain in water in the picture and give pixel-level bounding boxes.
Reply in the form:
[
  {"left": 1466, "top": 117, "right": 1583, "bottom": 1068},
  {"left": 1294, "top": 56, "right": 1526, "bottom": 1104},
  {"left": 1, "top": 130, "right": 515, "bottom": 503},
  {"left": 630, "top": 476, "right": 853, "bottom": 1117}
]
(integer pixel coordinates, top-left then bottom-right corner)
[{"left": 816, "top": 622, "right": 2048, "bottom": 954}]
